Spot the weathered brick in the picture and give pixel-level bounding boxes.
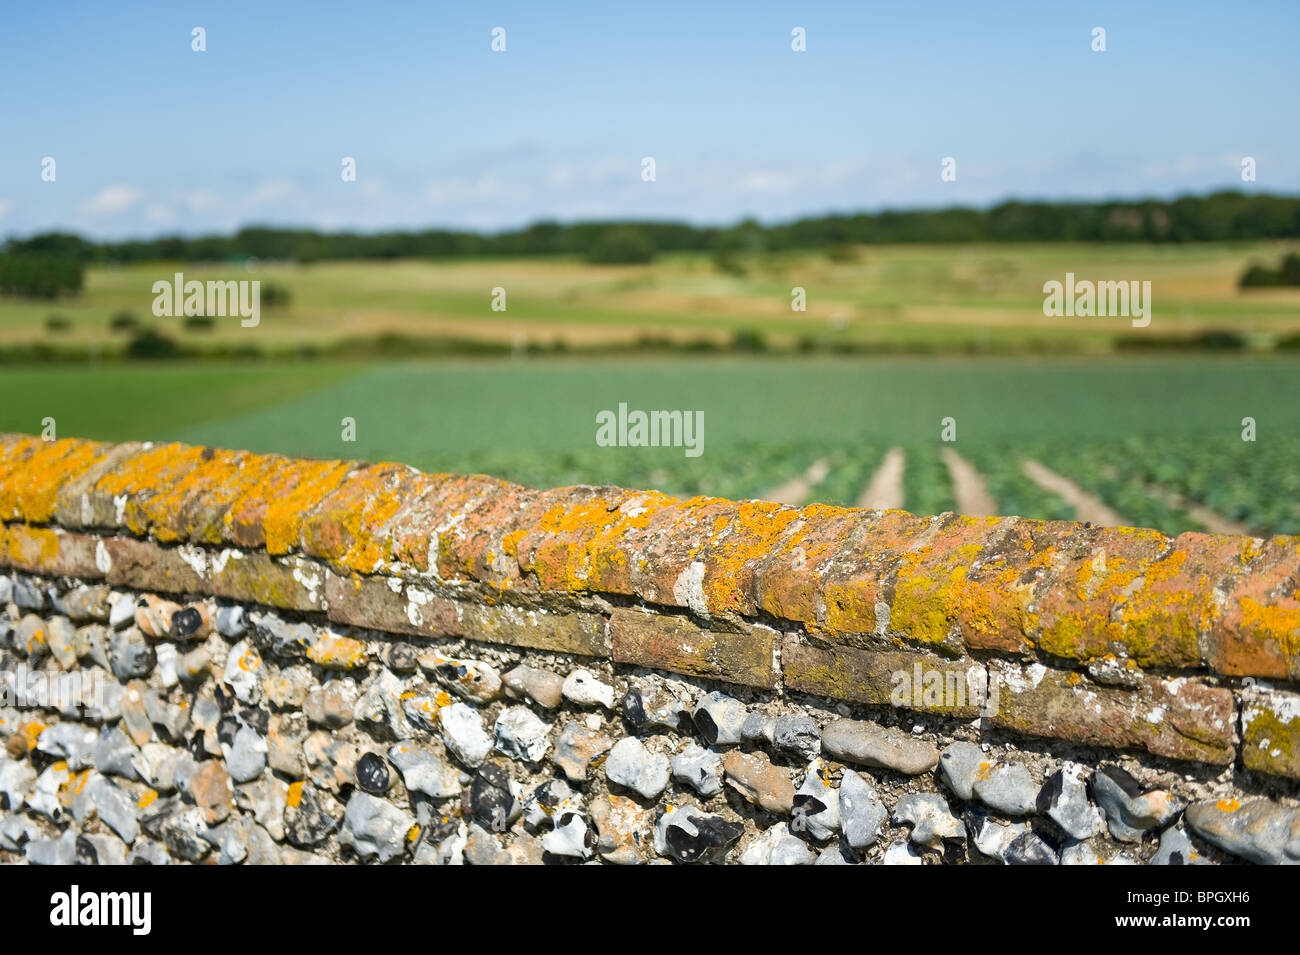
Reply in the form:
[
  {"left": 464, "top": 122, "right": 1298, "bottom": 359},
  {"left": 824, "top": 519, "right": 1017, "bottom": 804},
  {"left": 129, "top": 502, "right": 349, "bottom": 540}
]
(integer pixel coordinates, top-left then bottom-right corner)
[
  {"left": 888, "top": 514, "right": 1012, "bottom": 655},
  {"left": 1113, "top": 532, "right": 1256, "bottom": 671},
  {"left": 689, "top": 499, "right": 807, "bottom": 618},
  {"left": 53, "top": 442, "right": 148, "bottom": 529},
  {"left": 90, "top": 443, "right": 212, "bottom": 536},
  {"left": 211, "top": 551, "right": 326, "bottom": 612},
  {"left": 460, "top": 601, "right": 607, "bottom": 657},
  {"left": 815, "top": 510, "right": 936, "bottom": 638},
  {"left": 607, "top": 495, "right": 736, "bottom": 610},
  {"left": 1213, "top": 536, "right": 1300, "bottom": 680},
  {"left": 2, "top": 525, "right": 106, "bottom": 579},
  {"left": 133, "top": 447, "right": 265, "bottom": 544},
  {"left": 941, "top": 516, "right": 1060, "bottom": 654},
  {"left": 298, "top": 463, "right": 429, "bottom": 573},
  {"left": 0, "top": 434, "right": 43, "bottom": 484},
  {"left": 324, "top": 572, "right": 462, "bottom": 637},
  {"left": 1029, "top": 524, "right": 1178, "bottom": 665},
  {"left": 781, "top": 637, "right": 985, "bottom": 718},
  {"left": 0, "top": 438, "right": 110, "bottom": 524},
  {"left": 384, "top": 473, "right": 504, "bottom": 572},
  {"left": 610, "top": 608, "right": 775, "bottom": 689},
  {"left": 5, "top": 432, "right": 1300, "bottom": 703},
  {"left": 502, "top": 485, "right": 631, "bottom": 594},
  {"left": 986, "top": 660, "right": 1236, "bottom": 765},
  {"left": 219, "top": 457, "right": 358, "bottom": 552},
  {"left": 1239, "top": 685, "right": 1300, "bottom": 780},
  {"left": 102, "top": 538, "right": 207, "bottom": 595},
  {"left": 753, "top": 504, "right": 877, "bottom": 627}
]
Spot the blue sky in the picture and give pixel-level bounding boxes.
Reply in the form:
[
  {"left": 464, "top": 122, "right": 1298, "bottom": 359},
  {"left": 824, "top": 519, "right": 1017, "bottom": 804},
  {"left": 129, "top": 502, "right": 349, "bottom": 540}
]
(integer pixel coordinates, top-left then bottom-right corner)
[{"left": 2, "top": 0, "right": 1297, "bottom": 239}]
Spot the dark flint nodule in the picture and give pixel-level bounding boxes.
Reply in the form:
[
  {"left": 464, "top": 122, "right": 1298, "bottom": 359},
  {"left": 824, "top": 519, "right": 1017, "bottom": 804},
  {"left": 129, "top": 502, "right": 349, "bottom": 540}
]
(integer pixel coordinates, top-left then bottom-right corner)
[
  {"left": 75, "top": 835, "right": 98, "bottom": 865},
  {"left": 1091, "top": 764, "right": 1143, "bottom": 799},
  {"left": 1004, "top": 830, "right": 1057, "bottom": 865},
  {"left": 239, "top": 706, "right": 270, "bottom": 735},
  {"left": 793, "top": 792, "right": 829, "bottom": 818},
  {"left": 170, "top": 607, "right": 203, "bottom": 638},
  {"left": 555, "top": 811, "right": 597, "bottom": 850},
  {"left": 534, "top": 779, "right": 565, "bottom": 812},
  {"left": 693, "top": 709, "right": 721, "bottom": 747},
  {"left": 1036, "top": 769, "right": 1065, "bottom": 814},
  {"left": 664, "top": 814, "right": 743, "bottom": 863},
  {"left": 357, "top": 752, "right": 391, "bottom": 794},
  {"left": 621, "top": 688, "right": 646, "bottom": 729},
  {"left": 470, "top": 764, "right": 514, "bottom": 829},
  {"left": 216, "top": 715, "right": 241, "bottom": 748}
]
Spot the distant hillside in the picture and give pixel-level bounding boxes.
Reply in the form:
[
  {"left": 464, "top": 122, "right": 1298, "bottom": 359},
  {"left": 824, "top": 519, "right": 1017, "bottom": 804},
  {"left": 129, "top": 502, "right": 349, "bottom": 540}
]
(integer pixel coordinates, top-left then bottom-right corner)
[{"left": 6, "top": 191, "right": 1300, "bottom": 265}]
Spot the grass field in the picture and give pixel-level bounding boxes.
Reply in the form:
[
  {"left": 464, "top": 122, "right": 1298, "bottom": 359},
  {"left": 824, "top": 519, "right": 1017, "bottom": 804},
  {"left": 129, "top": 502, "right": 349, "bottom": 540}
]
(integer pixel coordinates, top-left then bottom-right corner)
[
  {"left": 3, "top": 354, "right": 1298, "bottom": 536},
  {"left": 4, "top": 241, "right": 1300, "bottom": 353}
]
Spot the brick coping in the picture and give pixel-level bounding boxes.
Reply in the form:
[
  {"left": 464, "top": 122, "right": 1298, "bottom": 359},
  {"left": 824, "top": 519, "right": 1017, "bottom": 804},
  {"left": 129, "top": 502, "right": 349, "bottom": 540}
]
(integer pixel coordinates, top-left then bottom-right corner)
[{"left": 1, "top": 433, "right": 1298, "bottom": 777}]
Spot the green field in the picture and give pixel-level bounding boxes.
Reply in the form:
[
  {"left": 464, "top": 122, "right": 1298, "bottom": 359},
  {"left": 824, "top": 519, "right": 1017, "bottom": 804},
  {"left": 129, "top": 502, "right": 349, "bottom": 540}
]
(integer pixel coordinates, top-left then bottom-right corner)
[
  {"left": 3, "top": 355, "right": 1297, "bottom": 537},
  {"left": 5, "top": 241, "right": 1300, "bottom": 354}
]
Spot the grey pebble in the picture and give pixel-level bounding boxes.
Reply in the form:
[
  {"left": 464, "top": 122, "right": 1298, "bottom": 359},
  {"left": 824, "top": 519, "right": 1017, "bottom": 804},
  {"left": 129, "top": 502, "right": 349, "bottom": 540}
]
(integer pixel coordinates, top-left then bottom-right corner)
[
  {"left": 792, "top": 758, "right": 839, "bottom": 841},
  {"left": 494, "top": 706, "right": 551, "bottom": 764},
  {"left": 972, "top": 761, "right": 1039, "bottom": 816},
  {"left": 823, "top": 719, "right": 939, "bottom": 775},
  {"left": 839, "top": 769, "right": 888, "bottom": 850},
  {"left": 670, "top": 742, "right": 723, "bottom": 797},
  {"left": 339, "top": 791, "right": 415, "bottom": 863},
  {"left": 605, "top": 737, "right": 670, "bottom": 800},
  {"left": 1036, "top": 764, "right": 1101, "bottom": 840},
  {"left": 693, "top": 691, "right": 747, "bottom": 747},
  {"left": 893, "top": 792, "right": 965, "bottom": 847},
  {"left": 1184, "top": 798, "right": 1300, "bottom": 865},
  {"left": 1151, "top": 821, "right": 1210, "bottom": 865},
  {"left": 1091, "top": 766, "right": 1184, "bottom": 843}
]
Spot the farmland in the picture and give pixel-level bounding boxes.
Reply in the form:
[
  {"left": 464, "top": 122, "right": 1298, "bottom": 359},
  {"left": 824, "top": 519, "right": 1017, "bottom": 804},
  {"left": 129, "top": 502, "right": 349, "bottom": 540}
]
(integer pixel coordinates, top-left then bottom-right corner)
[
  {"left": 2, "top": 354, "right": 1297, "bottom": 537},
  {"left": 3, "top": 241, "right": 1298, "bottom": 538},
  {"left": 4, "top": 241, "right": 1300, "bottom": 356}
]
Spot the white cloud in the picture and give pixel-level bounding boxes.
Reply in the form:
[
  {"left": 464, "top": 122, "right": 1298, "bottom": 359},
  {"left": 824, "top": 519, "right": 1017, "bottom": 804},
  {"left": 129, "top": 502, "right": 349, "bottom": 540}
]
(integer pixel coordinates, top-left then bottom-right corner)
[
  {"left": 245, "top": 180, "right": 297, "bottom": 208},
  {"left": 81, "top": 185, "right": 142, "bottom": 216},
  {"left": 426, "top": 175, "right": 523, "bottom": 206},
  {"left": 145, "top": 204, "right": 176, "bottom": 224},
  {"left": 184, "top": 190, "right": 221, "bottom": 214}
]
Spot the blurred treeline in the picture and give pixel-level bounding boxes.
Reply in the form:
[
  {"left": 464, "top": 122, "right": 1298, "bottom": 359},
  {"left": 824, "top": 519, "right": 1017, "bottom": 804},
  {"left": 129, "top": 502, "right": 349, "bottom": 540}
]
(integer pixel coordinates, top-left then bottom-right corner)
[{"left": 4, "top": 191, "right": 1300, "bottom": 272}]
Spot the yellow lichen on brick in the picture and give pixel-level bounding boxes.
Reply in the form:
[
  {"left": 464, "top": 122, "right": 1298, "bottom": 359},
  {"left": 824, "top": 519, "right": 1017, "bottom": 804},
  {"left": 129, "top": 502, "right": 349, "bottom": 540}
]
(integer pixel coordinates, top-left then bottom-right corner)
[
  {"left": 131, "top": 448, "right": 248, "bottom": 543},
  {"left": 94, "top": 443, "right": 209, "bottom": 536},
  {"left": 262, "top": 460, "right": 356, "bottom": 555},
  {"left": 526, "top": 490, "right": 674, "bottom": 593},
  {"left": 0, "top": 439, "right": 106, "bottom": 524},
  {"left": 890, "top": 541, "right": 986, "bottom": 648},
  {"left": 1236, "top": 597, "right": 1300, "bottom": 658},
  {"left": 5, "top": 524, "right": 61, "bottom": 572},
  {"left": 699, "top": 500, "right": 803, "bottom": 615}
]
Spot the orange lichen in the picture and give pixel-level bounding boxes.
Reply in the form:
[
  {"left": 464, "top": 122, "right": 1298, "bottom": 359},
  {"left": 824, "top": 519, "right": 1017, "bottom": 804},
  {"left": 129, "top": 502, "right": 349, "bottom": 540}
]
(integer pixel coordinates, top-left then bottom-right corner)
[
  {"left": 0, "top": 439, "right": 106, "bottom": 524},
  {"left": 306, "top": 635, "right": 368, "bottom": 670}
]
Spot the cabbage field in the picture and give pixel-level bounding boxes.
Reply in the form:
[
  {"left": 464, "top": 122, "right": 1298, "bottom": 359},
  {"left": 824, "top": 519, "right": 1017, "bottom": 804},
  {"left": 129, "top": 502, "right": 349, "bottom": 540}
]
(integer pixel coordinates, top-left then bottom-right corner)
[{"left": 3, "top": 354, "right": 1297, "bottom": 537}]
